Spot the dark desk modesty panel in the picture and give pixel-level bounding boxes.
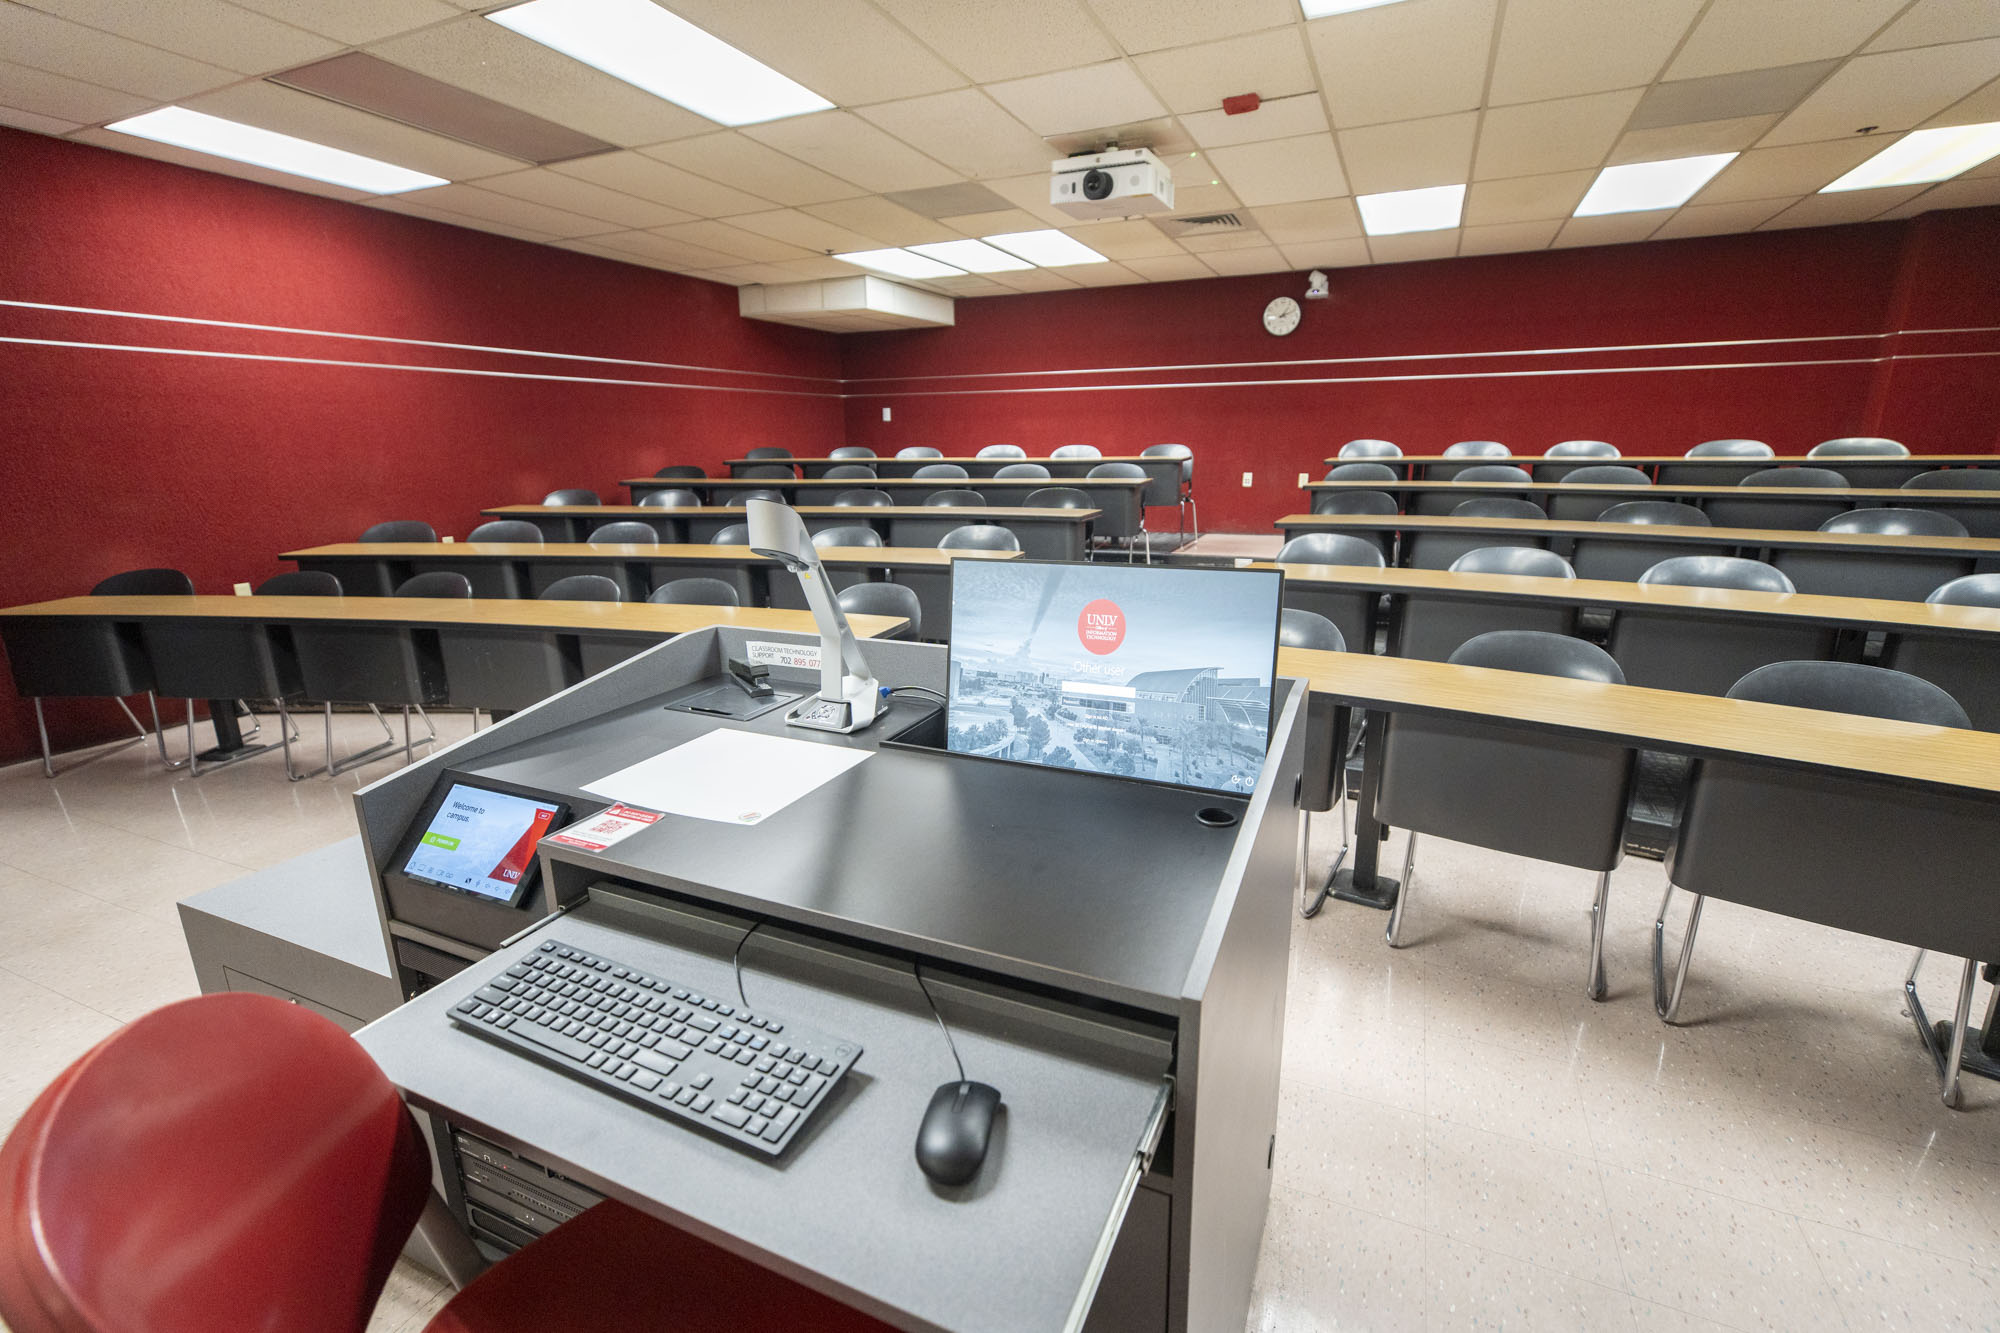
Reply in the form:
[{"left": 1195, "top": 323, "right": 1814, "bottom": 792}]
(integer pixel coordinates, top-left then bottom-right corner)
[
  {"left": 626, "top": 476, "right": 1152, "bottom": 543},
  {"left": 731, "top": 454, "right": 1184, "bottom": 505},
  {"left": 480, "top": 504, "right": 1098, "bottom": 561}
]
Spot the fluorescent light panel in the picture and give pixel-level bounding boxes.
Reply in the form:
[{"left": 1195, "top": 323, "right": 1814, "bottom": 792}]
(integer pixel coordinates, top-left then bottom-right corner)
[
  {"left": 1356, "top": 183, "right": 1464, "bottom": 235},
  {"left": 907, "top": 239, "right": 1033, "bottom": 272},
  {"left": 1300, "top": 0, "right": 1411, "bottom": 15},
  {"left": 834, "top": 248, "right": 966, "bottom": 280},
  {"left": 1575, "top": 152, "right": 1736, "bottom": 215},
  {"left": 981, "top": 229, "right": 1108, "bottom": 266},
  {"left": 1821, "top": 121, "right": 2000, "bottom": 192},
  {"left": 105, "top": 106, "right": 445, "bottom": 194},
  {"left": 489, "top": 0, "right": 832, "bottom": 127}
]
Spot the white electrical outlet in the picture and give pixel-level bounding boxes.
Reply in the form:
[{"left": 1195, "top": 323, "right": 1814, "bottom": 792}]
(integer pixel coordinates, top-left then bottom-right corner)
[
  {"left": 1297, "top": 472, "right": 1309, "bottom": 487},
  {"left": 882, "top": 407, "right": 892, "bottom": 421},
  {"left": 232, "top": 582, "right": 252, "bottom": 596},
  {"left": 441, "top": 535, "right": 454, "bottom": 544},
  {"left": 1242, "top": 472, "right": 1253, "bottom": 487}
]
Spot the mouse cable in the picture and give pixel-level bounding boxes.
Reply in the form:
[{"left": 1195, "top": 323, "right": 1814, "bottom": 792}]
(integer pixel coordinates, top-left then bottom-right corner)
[
  {"left": 732, "top": 920, "right": 761, "bottom": 1008},
  {"left": 887, "top": 685, "right": 947, "bottom": 704},
  {"left": 913, "top": 962, "right": 966, "bottom": 1085}
]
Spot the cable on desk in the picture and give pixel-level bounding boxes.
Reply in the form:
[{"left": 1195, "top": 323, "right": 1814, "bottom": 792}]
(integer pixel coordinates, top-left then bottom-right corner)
[
  {"left": 913, "top": 962, "right": 965, "bottom": 1085},
  {"left": 733, "top": 920, "right": 761, "bottom": 1008},
  {"left": 886, "top": 685, "right": 947, "bottom": 704}
]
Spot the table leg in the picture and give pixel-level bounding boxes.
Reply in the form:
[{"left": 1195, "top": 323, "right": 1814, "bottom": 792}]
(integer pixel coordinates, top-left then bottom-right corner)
[{"left": 1328, "top": 708, "right": 1398, "bottom": 911}]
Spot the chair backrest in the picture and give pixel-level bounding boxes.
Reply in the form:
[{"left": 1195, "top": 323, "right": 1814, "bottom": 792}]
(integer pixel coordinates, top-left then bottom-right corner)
[
  {"left": 1545, "top": 440, "right": 1619, "bottom": 458},
  {"left": 637, "top": 489, "right": 703, "bottom": 508},
  {"left": 738, "top": 464, "right": 796, "bottom": 480},
  {"left": 1276, "top": 533, "right": 1387, "bottom": 568},
  {"left": 1278, "top": 608, "right": 1346, "bottom": 652},
  {"left": 651, "top": 578, "right": 741, "bottom": 606},
  {"left": 938, "top": 525, "right": 1022, "bottom": 552},
  {"left": 541, "top": 489, "right": 600, "bottom": 506},
  {"left": 92, "top": 568, "right": 194, "bottom": 596},
  {"left": 1559, "top": 464, "right": 1652, "bottom": 486},
  {"left": 1443, "top": 440, "right": 1510, "bottom": 459},
  {"left": 833, "top": 489, "right": 895, "bottom": 507},
  {"left": 977, "top": 444, "right": 1026, "bottom": 458},
  {"left": 539, "top": 574, "right": 623, "bottom": 601},
  {"left": 830, "top": 446, "right": 877, "bottom": 460},
  {"left": 1022, "top": 487, "right": 1093, "bottom": 509},
  {"left": 360, "top": 520, "right": 437, "bottom": 543},
  {"left": 467, "top": 519, "right": 546, "bottom": 542},
  {"left": 738, "top": 489, "right": 785, "bottom": 504},
  {"left": 1325, "top": 462, "right": 1399, "bottom": 483},
  {"left": 1726, "top": 660, "right": 1967, "bottom": 727},
  {"left": 1141, "top": 442, "right": 1194, "bottom": 483},
  {"left": 1450, "top": 629, "right": 1622, "bottom": 682},
  {"left": 1087, "top": 462, "right": 1147, "bottom": 479},
  {"left": 1903, "top": 469, "right": 2000, "bottom": 491},
  {"left": 1449, "top": 546, "right": 1575, "bottom": 579},
  {"left": 914, "top": 463, "right": 970, "bottom": 479},
  {"left": 654, "top": 465, "right": 707, "bottom": 478},
  {"left": 1050, "top": 444, "right": 1102, "bottom": 459},
  {"left": 1452, "top": 464, "right": 1533, "bottom": 484},
  {"left": 589, "top": 521, "right": 661, "bottom": 545},
  {"left": 394, "top": 571, "right": 472, "bottom": 598},
  {"left": 1685, "top": 439, "right": 1773, "bottom": 458},
  {"left": 995, "top": 462, "right": 1051, "bottom": 479},
  {"left": 255, "top": 571, "right": 341, "bottom": 596},
  {"left": 896, "top": 446, "right": 943, "bottom": 458},
  {"left": 1738, "top": 466, "right": 1849, "bottom": 488},
  {"left": 924, "top": 488, "right": 987, "bottom": 507},
  {"left": 0, "top": 994, "right": 429, "bottom": 1333},
  {"left": 1338, "top": 439, "right": 1402, "bottom": 459},
  {"left": 823, "top": 464, "right": 879, "bottom": 479},
  {"left": 811, "top": 525, "right": 884, "bottom": 548},
  {"left": 1313, "top": 490, "right": 1400, "bottom": 516},
  {"left": 1809, "top": 437, "right": 1908, "bottom": 458},
  {"left": 1819, "top": 507, "right": 1967, "bottom": 538},
  {"left": 1597, "top": 500, "right": 1711, "bottom": 526},
  {"left": 1638, "top": 555, "right": 1793, "bottom": 593},
  {"left": 711, "top": 524, "right": 751, "bottom": 544},
  {"left": 1927, "top": 572, "right": 2000, "bottom": 607},
  {"left": 836, "top": 581, "right": 922, "bottom": 639},
  {"left": 1451, "top": 498, "right": 1546, "bottom": 519},
  {"left": 744, "top": 446, "right": 794, "bottom": 460}
]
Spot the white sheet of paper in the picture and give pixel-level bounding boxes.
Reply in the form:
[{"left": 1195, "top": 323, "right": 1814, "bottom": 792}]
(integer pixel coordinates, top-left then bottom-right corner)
[{"left": 581, "top": 729, "right": 869, "bottom": 826}]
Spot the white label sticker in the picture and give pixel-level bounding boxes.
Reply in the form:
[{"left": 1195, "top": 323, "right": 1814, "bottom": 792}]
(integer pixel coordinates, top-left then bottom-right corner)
[
  {"left": 746, "top": 640, "right": 822, "bottom": 671},
  {"left": 545, "top": 803, "right": 662, "bottom": 852}
]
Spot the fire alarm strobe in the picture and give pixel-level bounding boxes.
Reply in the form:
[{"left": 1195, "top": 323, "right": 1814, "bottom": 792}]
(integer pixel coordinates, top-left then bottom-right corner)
[{"left": 1051, "top": 146, "right": 1176, "bottom": 219}]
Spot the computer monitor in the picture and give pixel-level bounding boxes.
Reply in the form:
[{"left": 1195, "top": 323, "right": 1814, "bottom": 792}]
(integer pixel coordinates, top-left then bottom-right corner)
[{"left": 946, "top": 559, "right": 1282, "bottom": 795}]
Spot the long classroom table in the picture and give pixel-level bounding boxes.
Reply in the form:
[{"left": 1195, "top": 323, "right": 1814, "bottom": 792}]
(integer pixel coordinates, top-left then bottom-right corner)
[
  {"left": 480, "top": 503, "right": 1097, "bottom": 561},
  {"left": 1303, "top": 479, "right": 2000, "bottom": 534},
  {"left": 624, "top": 475, "right": 1152, "bottom": 544},
  {"left": 729, "top": 453, "right": 1182, "bottom": 504},
  {"left": 1323, "top": 453, "right": 1998, "bottom": 485}
]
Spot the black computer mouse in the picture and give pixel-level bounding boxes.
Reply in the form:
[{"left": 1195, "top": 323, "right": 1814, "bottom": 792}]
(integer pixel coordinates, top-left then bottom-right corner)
[{"left": 915, "top": 1080, "right": 1001, "bottom": 1186}]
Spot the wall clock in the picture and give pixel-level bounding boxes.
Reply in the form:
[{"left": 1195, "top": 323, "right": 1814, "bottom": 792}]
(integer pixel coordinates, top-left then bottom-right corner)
[{"left": 1263, "top": 296, "right": 1301, "bottom": 337}]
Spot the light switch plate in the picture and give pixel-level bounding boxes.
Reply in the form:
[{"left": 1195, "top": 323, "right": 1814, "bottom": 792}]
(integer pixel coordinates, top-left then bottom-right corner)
[
  {"left": 882, "top": 407, "right": 892, "bottom": 421},
  {"left": 1242, "top": 472, "right": 1253, "bottom": 487}
]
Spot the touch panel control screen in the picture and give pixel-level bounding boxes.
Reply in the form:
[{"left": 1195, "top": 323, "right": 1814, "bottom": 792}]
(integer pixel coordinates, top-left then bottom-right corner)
[{"left": 403, "top": 784, "right": 562, "bottom": 905}]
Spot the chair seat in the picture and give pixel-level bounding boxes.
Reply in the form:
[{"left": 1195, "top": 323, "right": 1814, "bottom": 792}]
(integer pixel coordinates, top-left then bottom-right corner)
[{"left": 423, "top": 1200, "right": 895, "bottom": 1333}]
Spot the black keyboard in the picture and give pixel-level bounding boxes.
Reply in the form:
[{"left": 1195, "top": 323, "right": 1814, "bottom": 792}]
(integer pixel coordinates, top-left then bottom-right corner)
[{"left": 450, "top": 939, "right": 861, "bottom": 1157}]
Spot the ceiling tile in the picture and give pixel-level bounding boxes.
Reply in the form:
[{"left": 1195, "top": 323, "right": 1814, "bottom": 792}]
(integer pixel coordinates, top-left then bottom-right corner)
[
  {"left": 642, "top": 132, "right": 865, "bottom": 206},
  {"left": 1668, "top": 0, "right": 1912, "bottom": 80},
  {"left": 652, "top": 220, "right": 816, "bottom": 262},
  {"left": 0, "top": 101, "right": 76, "bottom": 134},
  {"left": 1198, "top": 244, "right": 1294, "bottom": 275},
  {"left": 1473, "top": 88, "right": 1644, "bottom": 181},
  {"left": 1064, "top": 218, "right": 1184, "bottom": 259},
  {"left": 1879, "top": 174, "right": 2000, "bottom": 216},
  {"left": 869, "top": 0, "right": 1117, "bottom": 83},
  {"left": 1463, "top": 169, "right": 1596, "bottom": 224},
  {"left": 1084, "top": 0, "right": 1299, "bottom": 54},
  {"left": 927, "top": 274, "right": 1015, "bottom": 296},
  {"left": 742, "top": 111, "right": 959, "bottom": 193},
  {"left": 985, "top": 268, "right": 1083, "bottom": 292},
  {"left": 364, "top": 192, "right": 560, "bottom": 243},
  {"left": 182, "top": 81, "right": 525, "bottom": 182},
  {"left": 985, "top": 61, "right": 1169, "bottom": 137},
  {"left": 0, "top": 5, "right": 237, "bottom": 101},
  {"left": 1130, "top": 28, "right": 1317, "bottom": 114},
  {"left": 981, "top": 172, "right": 1092, "bottom": 226},
  {"left": 857, "top": 90, "right": 1055, "bottom": 180},
  {"left": 723, "top": 207, "right": 890, "bottom": 254},
  {"left": 1170, "top": 180, "right": 1244, "bottom": 213},
  {"left": 1123, "top": 254, "right": 1218, "bottom": 281},
  {"left": 1928, "top": 74, "right": 2000, "bottom": 126},
  {"left": 1649, "top": 197, "right": 1794, "bottom": 239},
  {"left": 1338, "top": 112, "right": 1477, "bottom": 194},
  {"left": 940, "top": 206, "right": 1052, "bottom": 236},
  {"left": 1757, "top": 185, "right": 1928, "bottom": 229},
  {"left": 552, "top": 151, "right": 773, "bottom": 217},
  {"left": 802, "top": 196, "right": 962, "bottom": 245},
  {"left": 1552, "top": 210, "right": 1674, "bottom": 247},
  {"left": 1763, "top": 41, "right": 2000, "bottom": 146},
  {"left": 225, "top": 0, "right": 459, "bottom": 48},
  {"left": 1626, "top": 62, "right": 1839, "bottom": 131},
  {"left": 770, "top": 256, "right": 871, "bottom": 279},
  {"left": 1207, "top": 133, "right": 1349, "bottom": 206},
  {"left": 1457, "top": 219, "right": 1562, "bottom": 255},
  {"left": 1367, "top": 230, "right": 1459, "bottom": 263},
  {"left": 552, "top": 238, "right": 687, "bottom": 274},
  {"left": 1609, "top": 115, "right": 1781, "bottom": 166},
  {"left": 469, "top": 168, "right": 697, "bottom": 228},
  {"left": 1047, "top": 115, "right": 1193, "bottom": 159},
  {"left": 661, "top": 0, "right": 966, "bottom": 105},
  {"left": 1695, "top": 138, "right": 1881, "bottom": 203},
  {"left": 65, "top": 126, "right": 371, "bottom": 201},
  {"left": 1181, "top": 93, "right": 1329, "bottom": 150},
  {"left": 1278, "top": 238, "right": 1372, "bottom": 267},
  {"left": 1254, "top": 198, "right": 1363, "bottom": 243},
  {"left": 1063, "top": 262, "right": 1147, "bottom": 286},
  {"left": 369, "top": 17, "right": 715, "bottom": 149},
  {"left": 1868, "top": 0, "right": 2000, "bottom": 52},
  {"left": 18, "top": 0, "right": 339, "bottom": 76},
  {"left": 584, "top": 229, "right": 743, "bottom": 269},
  {"left": 1489, "top": 0, "right": 1703, "bottom": 105},
  {"left": 708, "top": 263, "right": 807, "bottom": 286},
  {"left": 0, "top": 58, "right": 147, "bottom": 124},
  {"left": 1178, "top": 228, "right": 1275, "bottom": 253},
  {"left": 404, "top": 183, "right": 617, "bottom": 237},
  {"left": 1310, "top": 0, "right": 1498, "bottom": 129}
]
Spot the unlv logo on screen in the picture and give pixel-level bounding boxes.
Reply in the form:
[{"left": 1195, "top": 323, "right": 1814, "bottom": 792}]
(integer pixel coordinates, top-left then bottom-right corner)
[{"left": 1077, "top": 598, "right": 1126, "bottom": 655}]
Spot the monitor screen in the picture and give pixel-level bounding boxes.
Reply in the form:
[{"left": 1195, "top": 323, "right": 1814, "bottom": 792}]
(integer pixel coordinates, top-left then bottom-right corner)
[
  {"left": 402, "top": 783, "right": 564, "bottom": 905},
  {"left": 946, "top": 560, "right": 1282, "bottom": 795}
]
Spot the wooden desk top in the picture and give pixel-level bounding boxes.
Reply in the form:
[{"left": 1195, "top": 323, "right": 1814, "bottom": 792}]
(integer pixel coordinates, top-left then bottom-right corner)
[
  {"left": 626, "top": 476, "right": 1150, "bottom": 491},
  {"left": 1318, "top": 453, "right": 1998, "bottom": 467},
  {"left": 483, "top": 504, "right": 1101, "bottom": 521},
  {"left": 1303, "top": 480, "right": 2000, "bottom": 502},
  {"left": 1275, "top": 513, "right": 2000, "bottom": 556},
  {"left": 1276, "top": 646, "right": 2000, "bottom": 797},
  {"left": 285, "top": 543, "right": 1023, "bottom": 568},
  {"left": 0, "top": 596, "right": 906, "bottom": 638},
  {"left": 1263, "top": 562, "right": 2000, "bottom": 637}
]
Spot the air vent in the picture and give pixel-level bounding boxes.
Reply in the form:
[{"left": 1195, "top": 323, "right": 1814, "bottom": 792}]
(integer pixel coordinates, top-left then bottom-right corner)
[{"left": 1156, "top": 212, "right": 1255, "bottom": 238}]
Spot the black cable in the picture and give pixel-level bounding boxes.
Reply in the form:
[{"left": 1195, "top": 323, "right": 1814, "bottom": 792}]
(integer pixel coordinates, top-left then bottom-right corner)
[
  {"left": 889, "top": 685, "right": 947, "bottom": 704},
  {"left": 732, "top": 921, "right": 761, "bottom": 1008},
  {"left": 913, "top": 962, "right": 965, "bottom": 1085}
]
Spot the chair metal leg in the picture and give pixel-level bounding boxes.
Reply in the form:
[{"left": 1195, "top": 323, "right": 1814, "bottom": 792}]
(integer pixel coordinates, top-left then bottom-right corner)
[
  {"left": 1905, "top": 951, "right": 1983, "bottom": 1110},
  {"left": 1586, "top": 869, "right": 1611, "bottom": 1002},
  {"left": 35, "top": 696, "right": 166, "bottom": 778},
  {"left": 1299, "top": 783, "right": 1351, "bottom": 920},
  {"left": 311, "top": 702, "right": 402, "bottom": 779},
  {"left": 34, "top": 698, "right": 55, "bottom": 778},
  {"left": 141, "top": 693, "right": 187, "bottom": 770},
  {"left": 1651, "top": 883, "right": 1703, "bottom": 1023},
  {"left": 1386, "top": 832, "right": 1417, "bottom": 946}
]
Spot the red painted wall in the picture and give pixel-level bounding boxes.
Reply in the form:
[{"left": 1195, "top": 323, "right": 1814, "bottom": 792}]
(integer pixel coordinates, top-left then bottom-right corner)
[
  {"left": 0, "top": 127, "right": 842, "bottom": 766},
  {"left": 840, "top": 208, "right": 2000, "bottom": 530}
]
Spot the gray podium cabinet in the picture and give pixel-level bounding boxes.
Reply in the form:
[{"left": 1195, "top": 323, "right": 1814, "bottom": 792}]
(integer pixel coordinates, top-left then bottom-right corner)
[{"left": 349, "top": 626, "right": 1306, "bottom": 1333}]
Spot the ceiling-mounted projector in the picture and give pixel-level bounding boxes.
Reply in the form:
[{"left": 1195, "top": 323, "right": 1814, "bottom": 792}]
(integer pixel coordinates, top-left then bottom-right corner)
[{"left": 1050, "top": 147, "right": 1175, "bottom": 219}]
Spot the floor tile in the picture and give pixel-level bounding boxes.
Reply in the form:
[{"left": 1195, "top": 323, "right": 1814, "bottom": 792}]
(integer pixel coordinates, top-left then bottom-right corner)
[
  {"left": 1803, "top": 1220, "right": 2000, "bottom": 1331},
  {"left": 1424, "top": 1233, "right": 1638, "bottom": 1333},
  {"left": 1248, "top": 1188, "right": 1428, "bottom": 1333},
  {"left": 1276, "top": 1080, "right": 1429, "bottom": 1226},
  {"left": 1424, "top": 1122, "right": 1624, "bottom": 1288}
]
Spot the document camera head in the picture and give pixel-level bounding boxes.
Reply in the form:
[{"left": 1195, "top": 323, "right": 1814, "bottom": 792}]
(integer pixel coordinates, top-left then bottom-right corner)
[{"left": 746, "top": 497, "right": 813, "bottom": 571}]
